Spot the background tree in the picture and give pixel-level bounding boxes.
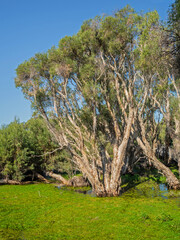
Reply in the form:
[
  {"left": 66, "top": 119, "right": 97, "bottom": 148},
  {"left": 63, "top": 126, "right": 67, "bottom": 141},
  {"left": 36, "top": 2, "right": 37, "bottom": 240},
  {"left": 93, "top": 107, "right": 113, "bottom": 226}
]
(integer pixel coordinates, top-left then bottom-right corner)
[
  {"left": 167, "top": 0, "right": 180, "bottom": 175},
  {"left": 168, "top": 0, "right": 180, "bottom": 75},
  {"left": 133, "top": 10, "right": 180, "bottom": 188}
]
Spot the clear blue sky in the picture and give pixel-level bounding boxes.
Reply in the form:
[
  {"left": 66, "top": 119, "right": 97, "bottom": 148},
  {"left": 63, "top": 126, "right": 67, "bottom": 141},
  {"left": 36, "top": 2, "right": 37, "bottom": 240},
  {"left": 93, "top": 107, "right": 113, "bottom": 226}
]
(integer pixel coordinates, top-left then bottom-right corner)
[{"left": 0, "top": 0, "right": 173, "bottom": 126}]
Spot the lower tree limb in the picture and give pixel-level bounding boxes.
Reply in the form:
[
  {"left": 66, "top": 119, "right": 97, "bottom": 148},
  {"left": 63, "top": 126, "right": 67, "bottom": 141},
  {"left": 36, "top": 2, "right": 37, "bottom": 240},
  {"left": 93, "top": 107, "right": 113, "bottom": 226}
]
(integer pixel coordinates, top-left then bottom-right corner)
[
  {"left": 137, "top": 137, "right": 180, "bottom": 189},
  {"left": 46, "top": 171, "right": 69, "bottom": 185}
]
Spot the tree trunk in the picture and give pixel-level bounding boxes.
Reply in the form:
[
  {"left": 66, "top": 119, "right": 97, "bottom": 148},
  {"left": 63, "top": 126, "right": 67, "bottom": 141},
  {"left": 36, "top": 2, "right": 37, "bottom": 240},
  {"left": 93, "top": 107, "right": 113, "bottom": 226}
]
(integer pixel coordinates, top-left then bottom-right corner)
[
  {"left": 46, "top": 171, "right": 90, "bottom": 187},
  {"left": 174, "top": 118, "right": 180, "bottom": 176},
  {"left": 108, "top": 108, "right": 134, "bottom": 196},
  {"left": 35, "top": 173, "right": 50, "bottom": 183},
  {"left": 68, "top": 176, "right": 90, "bottom": 187},
  {"left": 46, "top": 171, "right": 69, "bottom": 185},
  {"left": 0, "top": 179, "right": 21, "bottom": 185},
  {"left": 137, "top": 137, "right": 180, "bottom": 189},
  {"left": 0, "top": 179, "right": 33, "bottom": 185},
  {"left": 165, "top": 90, "right": 171, "bottom": 164}
]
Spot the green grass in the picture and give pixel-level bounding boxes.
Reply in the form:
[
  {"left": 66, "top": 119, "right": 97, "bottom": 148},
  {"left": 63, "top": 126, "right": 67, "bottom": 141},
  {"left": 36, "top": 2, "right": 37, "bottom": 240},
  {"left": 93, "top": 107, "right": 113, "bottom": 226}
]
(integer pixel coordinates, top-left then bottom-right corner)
[{"left": 0, "top": 183, "right": 180, "bottom": 240}]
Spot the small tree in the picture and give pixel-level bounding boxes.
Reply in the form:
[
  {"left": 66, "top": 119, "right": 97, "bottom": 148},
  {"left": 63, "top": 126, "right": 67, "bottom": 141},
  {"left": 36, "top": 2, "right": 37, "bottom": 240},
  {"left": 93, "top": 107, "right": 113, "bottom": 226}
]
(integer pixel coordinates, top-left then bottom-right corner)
[
  {"left": 0, "top": 117, "right": 68, "bottom": 181},
  {"left": 0, "top": 119, "right": 32, "bottom": 181}
]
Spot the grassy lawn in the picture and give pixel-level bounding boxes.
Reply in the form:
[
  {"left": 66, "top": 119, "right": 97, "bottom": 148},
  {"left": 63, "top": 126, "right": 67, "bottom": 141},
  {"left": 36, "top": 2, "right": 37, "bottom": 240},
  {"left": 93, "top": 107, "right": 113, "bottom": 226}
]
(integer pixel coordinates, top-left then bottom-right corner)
[{"left": 0, "top": 183, "right": 180, "bottom": 240}]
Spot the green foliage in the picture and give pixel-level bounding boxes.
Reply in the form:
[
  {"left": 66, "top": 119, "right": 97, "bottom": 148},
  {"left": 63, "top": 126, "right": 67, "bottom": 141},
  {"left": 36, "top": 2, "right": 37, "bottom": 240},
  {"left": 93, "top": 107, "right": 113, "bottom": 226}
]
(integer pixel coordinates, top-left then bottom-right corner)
[
  {"left": 168, "top": 0, "right": 180, "bottom": 76},
  {"left": 0, "top": 119, "right": 32, "bottom": 181},
  {"left": 158, "top": 122, "right": 166, "bottom": 143},
  {"left": 0, "top": 118, "right": 72, "bottom": 181},
  {"left": 168, "top": 0, "right": 180, "bottom": 30},
  {"left": 134, "top": 11, "right": 164, "bottom": 73}
]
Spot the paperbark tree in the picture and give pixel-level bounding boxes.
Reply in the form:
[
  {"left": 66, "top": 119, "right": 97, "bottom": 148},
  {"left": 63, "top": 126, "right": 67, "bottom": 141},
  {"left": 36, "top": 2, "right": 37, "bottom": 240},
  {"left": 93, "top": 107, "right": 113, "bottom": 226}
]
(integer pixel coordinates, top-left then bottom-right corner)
[
  {"left": 15, "top": 6, "right": 139, "bottom": 196},
  {"left": 15, "top": 6, "right": 180, "bottom": 196}
]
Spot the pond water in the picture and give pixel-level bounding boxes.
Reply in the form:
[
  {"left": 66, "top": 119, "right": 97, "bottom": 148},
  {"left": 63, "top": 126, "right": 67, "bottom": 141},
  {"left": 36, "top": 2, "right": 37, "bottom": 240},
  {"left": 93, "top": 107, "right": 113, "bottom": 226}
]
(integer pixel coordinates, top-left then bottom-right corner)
[
  {"left": 123, "top": 182, "right": 180, "bottom": 200},
  {"left": 56, "top": 185, "right": 96, "bottom": 196},
  {"left": 56, "top": 182, "right": 180, "bottom": 200},
  {"left": 125, "top": 183, "right": 169, "bottom": 199}
]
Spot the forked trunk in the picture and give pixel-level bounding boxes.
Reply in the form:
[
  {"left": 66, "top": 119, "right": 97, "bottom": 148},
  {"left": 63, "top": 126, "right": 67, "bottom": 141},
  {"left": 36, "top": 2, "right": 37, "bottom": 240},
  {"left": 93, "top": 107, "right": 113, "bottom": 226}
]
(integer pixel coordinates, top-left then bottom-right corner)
[{"left": 93, "top": 109, "right": 134, "bottom": 197}]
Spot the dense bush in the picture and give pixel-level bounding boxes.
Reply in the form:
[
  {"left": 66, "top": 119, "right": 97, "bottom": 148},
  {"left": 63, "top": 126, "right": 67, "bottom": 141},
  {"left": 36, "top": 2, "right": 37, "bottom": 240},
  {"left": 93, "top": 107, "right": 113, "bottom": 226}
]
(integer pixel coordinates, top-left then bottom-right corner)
[{"left": 0, "top": 118, "right": 73, "bottom": 181}]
